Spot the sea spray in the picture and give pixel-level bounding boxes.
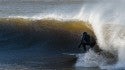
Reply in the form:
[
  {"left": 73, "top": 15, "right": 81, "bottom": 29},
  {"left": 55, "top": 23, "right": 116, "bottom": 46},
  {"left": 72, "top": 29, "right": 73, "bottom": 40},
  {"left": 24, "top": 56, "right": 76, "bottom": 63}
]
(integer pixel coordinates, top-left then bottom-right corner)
[
  {"left": 73, "top": 0, "right": 125, "bottom": 68},
  {"left": 75, "top": 49, "right": 107, "bottom": 67},
  {"left": 76, "top": 0, "right": 125, "bottom": 68}
]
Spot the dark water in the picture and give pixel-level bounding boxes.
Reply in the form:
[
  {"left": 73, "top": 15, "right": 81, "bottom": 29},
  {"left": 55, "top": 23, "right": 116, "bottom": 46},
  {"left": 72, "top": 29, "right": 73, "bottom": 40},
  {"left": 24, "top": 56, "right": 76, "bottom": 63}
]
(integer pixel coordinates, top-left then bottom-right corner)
[{"left": 0, "top": 18, "right": 94, "bottom": 69}]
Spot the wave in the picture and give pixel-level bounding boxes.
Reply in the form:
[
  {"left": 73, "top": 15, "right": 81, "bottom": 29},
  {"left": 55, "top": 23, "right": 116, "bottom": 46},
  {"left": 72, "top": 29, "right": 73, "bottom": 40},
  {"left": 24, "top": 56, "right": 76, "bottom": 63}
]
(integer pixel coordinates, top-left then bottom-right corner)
[
  {"left": 0, "top": 18, "right": 94, "bottom": 51},
  {"left": 0, "top": 18, "right": 118, "bottom": 69}
]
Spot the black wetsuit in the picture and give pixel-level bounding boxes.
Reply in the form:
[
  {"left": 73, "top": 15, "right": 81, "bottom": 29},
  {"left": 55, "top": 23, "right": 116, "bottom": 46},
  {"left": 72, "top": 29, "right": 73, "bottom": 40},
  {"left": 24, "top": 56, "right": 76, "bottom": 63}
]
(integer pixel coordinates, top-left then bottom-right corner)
[{"left": 78, "top": 34, "right": 90, "bottom": 52}]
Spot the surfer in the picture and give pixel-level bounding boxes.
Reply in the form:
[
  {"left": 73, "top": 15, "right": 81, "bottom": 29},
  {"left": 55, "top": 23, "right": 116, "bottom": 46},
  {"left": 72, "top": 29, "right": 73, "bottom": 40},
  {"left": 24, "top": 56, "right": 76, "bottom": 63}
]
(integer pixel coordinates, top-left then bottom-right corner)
[
  {"left": 78, "top": 32, "right": 100, "bottom": 53},
  {"left": 78, "top": 32, "right": 91, "bottom": 52}
]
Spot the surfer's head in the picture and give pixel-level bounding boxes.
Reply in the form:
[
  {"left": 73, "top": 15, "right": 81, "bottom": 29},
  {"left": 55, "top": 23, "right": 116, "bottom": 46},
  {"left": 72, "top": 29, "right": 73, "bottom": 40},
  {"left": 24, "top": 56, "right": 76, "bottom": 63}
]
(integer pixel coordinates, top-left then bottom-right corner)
[{"left": 83, "top": 32, "right": 87, "bottom": 35}]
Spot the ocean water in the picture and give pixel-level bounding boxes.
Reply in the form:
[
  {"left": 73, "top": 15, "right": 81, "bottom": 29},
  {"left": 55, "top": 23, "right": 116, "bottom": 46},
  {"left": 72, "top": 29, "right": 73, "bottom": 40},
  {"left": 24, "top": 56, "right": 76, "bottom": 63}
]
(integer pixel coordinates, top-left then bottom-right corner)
[{"left": 0, "top": 0, "right": 125, "bottom": 70}]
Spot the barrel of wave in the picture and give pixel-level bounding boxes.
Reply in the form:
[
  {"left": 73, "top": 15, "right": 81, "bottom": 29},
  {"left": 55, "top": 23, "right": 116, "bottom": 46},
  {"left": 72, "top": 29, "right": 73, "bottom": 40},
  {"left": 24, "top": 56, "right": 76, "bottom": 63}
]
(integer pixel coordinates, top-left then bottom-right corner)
[
  {"left": 0, "top": 18, "right": 95, "bottom": 38},
  {"left": 0, "top": 18, "right": 96, "bottom": 52}
]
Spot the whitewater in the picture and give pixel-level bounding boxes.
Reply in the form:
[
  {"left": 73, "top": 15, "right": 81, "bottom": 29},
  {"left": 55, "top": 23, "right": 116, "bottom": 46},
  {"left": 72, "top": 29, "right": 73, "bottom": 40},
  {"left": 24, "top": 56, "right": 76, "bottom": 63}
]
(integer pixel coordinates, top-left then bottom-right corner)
[{"left": 0, "top": 0, "right": 125, "bottom": 69}]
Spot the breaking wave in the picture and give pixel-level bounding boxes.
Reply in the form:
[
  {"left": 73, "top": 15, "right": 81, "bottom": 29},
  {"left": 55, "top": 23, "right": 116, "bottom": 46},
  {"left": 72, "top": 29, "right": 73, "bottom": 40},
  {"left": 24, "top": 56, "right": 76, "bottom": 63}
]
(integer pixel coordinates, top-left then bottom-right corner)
[
  {"left": 0, "top": 17, "right": 120, "bottom": 69},
  {"left": 0, "top": 18, "right": 94, "bottom": 52}
]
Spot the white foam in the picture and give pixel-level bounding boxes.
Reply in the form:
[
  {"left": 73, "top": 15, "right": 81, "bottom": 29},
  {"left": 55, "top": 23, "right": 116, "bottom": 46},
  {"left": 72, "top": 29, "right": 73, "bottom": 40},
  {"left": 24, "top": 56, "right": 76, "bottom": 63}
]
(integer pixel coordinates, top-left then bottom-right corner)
[{"left": 75, "top": 49, "right": 107, "bottom": 67}]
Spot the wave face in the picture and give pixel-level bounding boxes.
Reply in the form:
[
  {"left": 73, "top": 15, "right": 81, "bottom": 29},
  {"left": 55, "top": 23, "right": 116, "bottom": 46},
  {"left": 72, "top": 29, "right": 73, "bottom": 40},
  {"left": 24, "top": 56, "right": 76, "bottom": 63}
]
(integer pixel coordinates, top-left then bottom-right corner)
[
  {"left": 0, "top": 0, "right": 125, "bottom": 69},
  {"left": 0, "top": 18, "right": 93, "bottom": 69},
  {"left": 0, "top": 18, "right": 93, "bottom": 51}
]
